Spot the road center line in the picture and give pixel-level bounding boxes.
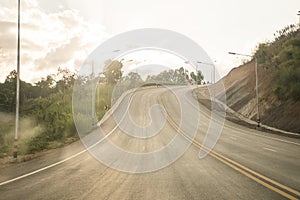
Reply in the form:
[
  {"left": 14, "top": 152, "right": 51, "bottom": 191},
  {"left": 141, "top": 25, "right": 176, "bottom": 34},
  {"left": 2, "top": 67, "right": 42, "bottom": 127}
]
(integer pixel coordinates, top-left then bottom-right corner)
[{"left": 160, "top": 94, "right": 300, "bottom": 200}]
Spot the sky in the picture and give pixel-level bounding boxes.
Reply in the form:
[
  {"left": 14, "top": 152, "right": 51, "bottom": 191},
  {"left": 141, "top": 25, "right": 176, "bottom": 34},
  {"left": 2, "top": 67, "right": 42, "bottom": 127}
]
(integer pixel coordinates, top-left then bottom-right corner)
[{"left": 0, "top": 0, "right": 299, "bottom": 83}]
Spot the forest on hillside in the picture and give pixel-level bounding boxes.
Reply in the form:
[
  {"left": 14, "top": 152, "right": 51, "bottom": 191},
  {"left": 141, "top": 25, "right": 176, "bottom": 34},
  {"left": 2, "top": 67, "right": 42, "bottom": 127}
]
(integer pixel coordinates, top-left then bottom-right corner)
[
  {"left": 255, "top": 24, "right": 300, "bottom": 101},
  {"left": 221, "top": 24, "right": 300, "bottom": 133}
]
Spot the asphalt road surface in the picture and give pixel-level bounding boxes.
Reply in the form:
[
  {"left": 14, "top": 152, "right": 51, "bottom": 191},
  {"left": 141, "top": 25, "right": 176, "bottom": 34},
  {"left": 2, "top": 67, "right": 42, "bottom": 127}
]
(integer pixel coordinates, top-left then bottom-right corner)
[{"left": 0, "top": 86, "right": 299, "bottom": 200}]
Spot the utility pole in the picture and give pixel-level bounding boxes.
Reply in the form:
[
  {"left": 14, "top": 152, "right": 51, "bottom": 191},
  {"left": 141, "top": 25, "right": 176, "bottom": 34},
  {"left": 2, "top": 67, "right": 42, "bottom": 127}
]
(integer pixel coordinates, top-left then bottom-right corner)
[
  {"left": 229, "top": 52, "right": 260, "bottom": 127},
  {"left": 196, "top": 61, "right": 215, "bottom": 84},
  {"left": 196, "top": 65, "right": 198, "bottom": 85},
  {"left": 197, "top": 61, "right": 215, "bottom": 102},
  {"left": 91, "top": 62, "right": 95, "bottom": 126},
  {"left": 184, "top": 60, "right": 215, "bottom": 86},
  {"left": 13, "top": 0, "right": 21, "bottom": 160},
  {"left": 254, "top": 56, "right": 260, "bottom": 127}
]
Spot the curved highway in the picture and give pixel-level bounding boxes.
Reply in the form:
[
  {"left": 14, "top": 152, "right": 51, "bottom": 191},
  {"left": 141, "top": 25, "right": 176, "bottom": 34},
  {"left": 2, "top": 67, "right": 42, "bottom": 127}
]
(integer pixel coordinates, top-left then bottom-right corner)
[{"left": 0, "top": 86, "right": 299, "bottom": 200}]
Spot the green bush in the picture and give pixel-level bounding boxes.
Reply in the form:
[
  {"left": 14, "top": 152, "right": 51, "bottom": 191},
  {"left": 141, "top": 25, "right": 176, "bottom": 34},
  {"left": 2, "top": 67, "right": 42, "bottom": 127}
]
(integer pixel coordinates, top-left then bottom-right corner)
[
  {"left": 291, "top": 82, "right": 300, "bottom": 101},
  {"left": 27, "top": 134, "right": 49, "bottom": 154},
  {"left": 256, "top": 24, "right": 300, "bottom": 102},
  {"left": 273, "top": 86, "right": 284, "bottom": 100}
]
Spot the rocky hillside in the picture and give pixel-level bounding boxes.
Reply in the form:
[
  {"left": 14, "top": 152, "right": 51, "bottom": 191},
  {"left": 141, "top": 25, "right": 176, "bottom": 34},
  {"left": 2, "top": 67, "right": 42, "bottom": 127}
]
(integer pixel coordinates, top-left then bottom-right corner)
[
  {"left": 220, "top": 60, "right": 300, "bottom": 133},
  {"left": 218, "top": 24, "right": 300, "bottom": 133}
]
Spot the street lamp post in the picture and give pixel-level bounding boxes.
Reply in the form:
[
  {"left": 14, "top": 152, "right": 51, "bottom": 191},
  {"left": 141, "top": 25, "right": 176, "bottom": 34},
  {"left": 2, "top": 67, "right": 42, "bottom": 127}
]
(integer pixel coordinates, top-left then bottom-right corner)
[
  {"left": 185, "top": 61, "right": 215, "bottom": 85},
  {"left": 91, "top": 62, "right": 95, "bottom": 126},
  {"left": 229, "top": 52, "right": 260, "bottom": 127},
  {"left": 185, "top": 60, "right": 216, "bottom": 104},
  {"left": 13, "top": 0, "right": 21, "bottom": 160},
  {"left": 119, "top": 59, "right": 134, "bottom": 97},
  {"left": 195, "top": 64, "right": 198, "bottom": 85},
  {"left": 196, "top": 61, "right": 215, "bottom": 85},
  {"left": 184, "top": 61, "right": 199, "bottom": 86},
  {"left": 197, "top": 61, "right": 216, "bottom": 103}
]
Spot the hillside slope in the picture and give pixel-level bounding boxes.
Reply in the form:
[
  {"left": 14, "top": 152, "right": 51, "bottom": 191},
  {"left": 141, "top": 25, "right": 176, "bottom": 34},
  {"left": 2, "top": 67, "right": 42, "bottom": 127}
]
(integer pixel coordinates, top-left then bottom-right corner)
[
  {"left": 220, "top": 61, "right": 300, "bottom": 133},
  {"left": 220, "top": 25, "right": 300, "bottom": 133}
]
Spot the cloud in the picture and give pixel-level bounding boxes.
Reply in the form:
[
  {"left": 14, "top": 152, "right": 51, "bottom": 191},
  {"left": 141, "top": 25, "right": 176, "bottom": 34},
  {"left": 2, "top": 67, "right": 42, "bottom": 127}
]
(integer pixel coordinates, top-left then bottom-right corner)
[
  {"left": 0, "top": 0, "right": 108, "bottom": 83},
  {"left": 34, "top": 36, "right": 81, "bottom": 71}
]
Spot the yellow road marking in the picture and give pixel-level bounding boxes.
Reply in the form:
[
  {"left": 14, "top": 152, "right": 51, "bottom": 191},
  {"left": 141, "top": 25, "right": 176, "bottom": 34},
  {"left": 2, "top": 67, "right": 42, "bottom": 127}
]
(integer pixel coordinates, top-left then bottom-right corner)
[{"left": 159, "top": 96, "right": 300, "bottom": 200}]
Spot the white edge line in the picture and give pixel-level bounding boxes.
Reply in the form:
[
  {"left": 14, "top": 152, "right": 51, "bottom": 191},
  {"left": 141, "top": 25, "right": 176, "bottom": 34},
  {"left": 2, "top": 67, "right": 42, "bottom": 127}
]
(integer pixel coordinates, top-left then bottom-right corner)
[
  {"left": 0, "top": 149, "right": 86, "bottom": 186},
  {"left": 0, "top": 129, "right": 114, "bottom": 187},
  {"left": 0, "top": 90, "right": 137, "bottom": 187}
]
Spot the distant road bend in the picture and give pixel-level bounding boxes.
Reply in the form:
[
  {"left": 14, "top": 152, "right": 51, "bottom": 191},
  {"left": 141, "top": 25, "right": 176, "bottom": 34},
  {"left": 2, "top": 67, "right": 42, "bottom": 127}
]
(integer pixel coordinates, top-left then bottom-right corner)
[{"left": 0, "top": 86, "right": 299, "bottom": 200}]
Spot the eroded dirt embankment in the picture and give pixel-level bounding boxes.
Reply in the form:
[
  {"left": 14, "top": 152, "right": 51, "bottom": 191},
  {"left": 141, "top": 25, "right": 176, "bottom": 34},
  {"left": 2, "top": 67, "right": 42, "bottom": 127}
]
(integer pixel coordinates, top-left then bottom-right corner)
[{"left": 196, "top": 61, "right": 300, "bottom": 133}]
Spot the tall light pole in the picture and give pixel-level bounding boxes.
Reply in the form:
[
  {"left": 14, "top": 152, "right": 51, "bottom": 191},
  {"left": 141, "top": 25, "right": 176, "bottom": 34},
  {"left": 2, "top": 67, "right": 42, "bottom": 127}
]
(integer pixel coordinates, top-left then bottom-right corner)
[
  {"left": 91, "top": 62, "right": 95, "bottom": 126},
  {"left": 184, "top": 60, "right": 215, "bottom": 85},
  {"left": 13, "top": 0, "right": 21, "bottom": 160},
  {"left": 196, "top": 61, "right": 215, "bottom": 85},
  {"left": 229, "top": 52, "right": 260, "bottom": 127},
  {"left": 184, "top": 60, "right": 216, "bottom": 104},
  {"left": 118, "top": 59, "right": 133, "bottom": 98},
  {"left": 184, "top": 61, "right": 198, "bottom": 85},
  {"left": 197, "top": 61, "right": 216, "bottom": 103}
]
